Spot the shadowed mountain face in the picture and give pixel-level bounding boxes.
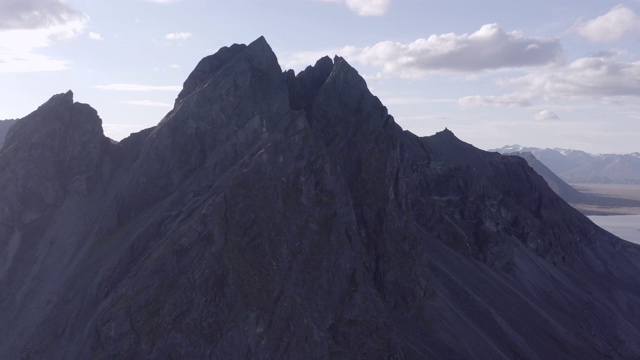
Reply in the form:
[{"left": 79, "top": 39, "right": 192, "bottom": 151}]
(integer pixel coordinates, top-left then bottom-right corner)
[
  {"left": 1, "top": 37, "right": 640, "bottom": 359},
  {"left": 0, "top": 119, "right": 16, "bottom": 146}
]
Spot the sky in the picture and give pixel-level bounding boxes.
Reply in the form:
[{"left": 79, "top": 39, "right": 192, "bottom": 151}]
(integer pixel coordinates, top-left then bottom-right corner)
[{"left": 1, "top": 0, "right": 640, "bottom": 154}]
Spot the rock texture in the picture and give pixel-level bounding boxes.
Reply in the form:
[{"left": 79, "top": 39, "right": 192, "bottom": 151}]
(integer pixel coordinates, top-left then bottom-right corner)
[
  {"left": 0, "top": 119, "right": 16, "bottom": 146},
  {"left": 1, "top": 37, "right": 640, "bottom": 359}
]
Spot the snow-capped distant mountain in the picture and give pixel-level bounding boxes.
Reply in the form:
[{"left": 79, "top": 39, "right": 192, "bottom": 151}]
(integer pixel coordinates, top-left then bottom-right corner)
[{"left": 491, "top": 145, "right": 640, "bottom": 184}]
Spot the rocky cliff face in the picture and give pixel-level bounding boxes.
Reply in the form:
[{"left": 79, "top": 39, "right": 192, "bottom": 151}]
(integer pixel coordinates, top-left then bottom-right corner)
[{"left": 1, "top": 37, "right": 640, "bottom": 359}]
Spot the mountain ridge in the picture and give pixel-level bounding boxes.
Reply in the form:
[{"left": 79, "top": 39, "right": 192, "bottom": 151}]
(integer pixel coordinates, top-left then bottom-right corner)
[{"left": 1, "top": 37, "right": 640, "bottom": 359}]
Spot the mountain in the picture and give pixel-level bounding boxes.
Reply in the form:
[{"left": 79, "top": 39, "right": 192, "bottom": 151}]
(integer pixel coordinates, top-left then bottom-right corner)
[
  {"left": 0, "top": 119, "right": 16, "bottom": 145},
  {"left": 1, "top": 37, "right": 640, "bottom": 359},
  {"left": 499, "top": 151, "right": 640, "bottom": 215},
  {"left": 493, "top": 145, "right": 640, "bottom": 184},
  {"left": 505, "top": 151, "right": 592, "bottom": 205}
]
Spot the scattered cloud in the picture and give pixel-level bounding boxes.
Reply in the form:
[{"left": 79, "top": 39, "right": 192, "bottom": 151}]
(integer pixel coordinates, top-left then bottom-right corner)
[
  {"left": 458, "top": 93, "right": 533, "bottom": 108},
  {"left": 168, "top": 64, "right": 181, "bottom": 69},
  {"left": 351, "top": 24, "right": 563, "bottom": 77},
  {"left": 165, "top": 32, "right": 192, "bottom": 40},
  {"left": 96, "top": 83, "right": 182, "bottom": 92},
  {"left": 576, "top": 5, "right": 640, "bottom": 42},
  {"left": 345, "top": 0, "right": 390, "bottom": 16},
  {"left": 121, "top": 100, "right": 173, "bottom": 107},
  {"left": 146, "top": 0, "right": 183, "bottom": 3},
  {"left": 0, "top": 0, "right": 87, "bottom": 30},
  {"left": 535, "top": 110, "right": 560, "bottom": 121},
  {"left": 89, "top": 32, "right": 103, "bottom": 40},
  {"left": 504, "top": 56, "right": 640, "bottom": 100},
  {"left": 0, "top": 0, "right": 87, "bottom": 72},
  {"left": 315, "top": 0, "right": 390, "bottom": 16},
  {"left": 284, "top": 24, "right": 563, "bottom": 77},
  {"left": 464, "top": 54, "right": 640, "bottom": 110}
]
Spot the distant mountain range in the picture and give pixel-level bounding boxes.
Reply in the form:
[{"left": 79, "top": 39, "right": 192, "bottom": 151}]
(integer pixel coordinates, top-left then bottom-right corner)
[
  {"left": 492, "top": 145, "right": 640, "bottom": 184},
  {"left": 0, "top": 119, "right": 16, "bottom": 145}
]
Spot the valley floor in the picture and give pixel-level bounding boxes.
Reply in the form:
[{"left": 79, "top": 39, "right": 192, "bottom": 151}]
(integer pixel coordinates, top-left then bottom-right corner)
[{"left": 570, "top": 183, "right": 640, "bottom": 215}]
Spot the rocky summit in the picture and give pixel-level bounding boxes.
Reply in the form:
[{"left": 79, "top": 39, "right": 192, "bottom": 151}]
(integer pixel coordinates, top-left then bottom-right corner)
[{"left": 1, "top": 37, "right": 640, "bottom": 359}]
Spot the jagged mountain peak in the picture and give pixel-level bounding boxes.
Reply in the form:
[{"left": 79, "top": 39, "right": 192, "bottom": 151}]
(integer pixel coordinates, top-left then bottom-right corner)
[
  {"left": 2, "top": 38, "right": 640, "bottom": 359},
  {"left": 432, "top": 127, "right": 456, "bottom": 139},
  {"left": 0, "top": 89, "right": 110, "bottom": 231},
  {"left": 426, "top": 127, "right": 486, "bottom": 160},
  {"left": 1, "top": 90, "right": 105, "bottom": 155},
  {"left": 175, "top": 36, "right": 278, "bottom": 105},
  {"left": 285, "top": 55, "right": 334, "bottom": 110}
]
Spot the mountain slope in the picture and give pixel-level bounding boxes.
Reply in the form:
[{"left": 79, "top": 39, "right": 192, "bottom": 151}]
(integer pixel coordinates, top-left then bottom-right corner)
[
  {"left": 0, "top": 119, "right": 16, "bottom": 146},
  {"left": 1, "top": 37, "right": 640, "bottom": 359},
  {"left": 501, "top": 151, "right": 592, "bottom": 204}
]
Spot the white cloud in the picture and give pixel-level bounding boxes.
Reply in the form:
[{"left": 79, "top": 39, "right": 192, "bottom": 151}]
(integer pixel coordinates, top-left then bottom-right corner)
[
  {"left": 315, "top": 0, "right": 390, "bottom": 16},
  {"left": 345, "top": 0, "right": 390, "bottom": 16},
  {"left": 165, "top": 32, "right": 192, "bottom": 40},
  {"left": 96, "top": 83, "right": 182, "bottom": 92},
  {"left": 168, "top": 64, "right": 181, "bottom": 69},
  {"left": 283, "top": 24, "right": 563, "bottom": 77},
  {"left": 0, "top": 0, "right": 87, "bottom": 73},
  {"left": 89, "top": 32, "right": 103, "bottom": 40},
  {"left": 451, "top": 53, "right": 640, "bottom": 112},
  {"left": 504, "top": 56, "right": 640, "bottom": 100},
  {"left": 458, "top": 93, "right": 533, "bottom": 108},
  {"left": 0, "top": 0, "right": 88, "bottom": 73},
  {"left": 121, "top": 100, "right": 173, "bottom": 107},
  {"left": 0, "top": 0, "right": 87, "bottom": 30},
  {"left": 535, "top": 110, "right": 560, "bottom": 121},
  {"left": 351, "top": 24, "right": 563, "bottom": 77},
  {"left": 577, "top": 5, "right": 640, "bottom": 42}
]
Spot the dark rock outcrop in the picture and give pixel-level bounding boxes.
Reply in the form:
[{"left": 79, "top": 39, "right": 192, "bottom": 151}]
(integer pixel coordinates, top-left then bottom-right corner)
[{"left": 1, "top": 37, "right": 640, "bottom": 359}]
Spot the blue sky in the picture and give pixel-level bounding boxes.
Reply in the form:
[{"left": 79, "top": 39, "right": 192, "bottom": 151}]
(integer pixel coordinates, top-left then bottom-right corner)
[{"left": 1, "top": 0, "right": 640, "bottom": 153}]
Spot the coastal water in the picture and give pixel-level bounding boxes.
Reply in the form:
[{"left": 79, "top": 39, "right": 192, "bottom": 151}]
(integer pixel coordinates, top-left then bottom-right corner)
[{"left": 588, "top": 215, "right": 640, "bottom": 245}]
